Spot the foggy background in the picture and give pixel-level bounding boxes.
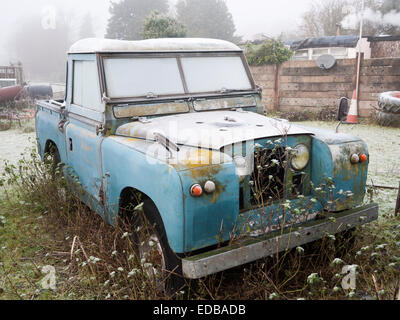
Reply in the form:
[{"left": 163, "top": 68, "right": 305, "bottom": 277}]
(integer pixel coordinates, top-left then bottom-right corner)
[
  {"left": 0, "top": 0, "right": 397, "bottom": 82},
  {"left": 0, "top": 0, "right": 314, "bottom": 81}
]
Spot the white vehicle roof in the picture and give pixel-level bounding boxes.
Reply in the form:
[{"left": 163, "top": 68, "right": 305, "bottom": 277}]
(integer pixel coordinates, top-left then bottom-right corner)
[{"left": 69, "top": 38, "right": 241, "bottom": 54}]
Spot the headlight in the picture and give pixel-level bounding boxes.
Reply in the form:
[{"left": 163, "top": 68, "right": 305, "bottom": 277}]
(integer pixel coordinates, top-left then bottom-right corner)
[{"left": 291, "top": 144, "right": 310, "bottom": 171}]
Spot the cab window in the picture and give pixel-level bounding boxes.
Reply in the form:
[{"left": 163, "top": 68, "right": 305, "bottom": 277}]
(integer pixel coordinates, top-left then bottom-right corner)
[{"left": 73, "top": 60, "right": 102, "bottom": 111}]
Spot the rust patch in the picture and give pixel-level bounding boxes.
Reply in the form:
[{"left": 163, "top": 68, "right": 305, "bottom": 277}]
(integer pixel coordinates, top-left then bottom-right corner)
[
  {"left": 189, "top": 165, "right": 222, "bottom": 180},
  {"left": 122, "top": 137, "right": 139, "bottom": 142},
  {"left": 173, "top": 149, "right": 226, "bottom": 203},
  {"left": 81, "top": 140, "right": 94, "bottom": 152},
  {"left": 188, "top": 164, "right": 225, "bottom": 204},
  {"left": 193, "top": 96, "right": 256, "bottom": 111},
  {"left": 83, "top": 156, "right": 93, "bottom": 166},
  {"left": 171, "top": 149, "right": 224, "bottom": 172},
  {"left": 332, "top": 143, "right": 367, "bottom": 181},
  {"left": 114, "top": 102, "right": 189, "bottom": 118},
  {"left": 207, "top": 180, "right": 225, "bottom": 204},
  {"left": 117, "top": 122, "right": 141, "bottom": 137}
]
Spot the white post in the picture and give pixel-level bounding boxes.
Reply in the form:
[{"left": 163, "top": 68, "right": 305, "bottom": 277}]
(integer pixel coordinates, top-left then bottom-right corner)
[{"left": 355, "top": 0, "right": 365, "bottom": 111}]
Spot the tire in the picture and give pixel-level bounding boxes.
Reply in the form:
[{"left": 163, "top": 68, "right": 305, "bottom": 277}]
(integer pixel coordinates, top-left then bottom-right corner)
[
  {"left": 50, "top": 145, "right": 61, "bottom": 166},
  {"left": 133, "top": 200, "right": 185, "bottom": 296},
  {"left": 377, "top": 111, "right": 400, "bottom": 128},
  {"left": 45, "top": 143, "right": 62, "bottom": 179},
  {"left": 378, "top": 91, "right": 400, "bottom": 114}
]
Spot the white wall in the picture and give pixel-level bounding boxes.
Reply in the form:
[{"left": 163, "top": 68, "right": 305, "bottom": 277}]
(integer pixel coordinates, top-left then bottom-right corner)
[
  {"left": 292, "top": 38, "right": 372, "bottom": 61},
  {"left": 354, "top": 38, "right": 371, "bottom": 59}
]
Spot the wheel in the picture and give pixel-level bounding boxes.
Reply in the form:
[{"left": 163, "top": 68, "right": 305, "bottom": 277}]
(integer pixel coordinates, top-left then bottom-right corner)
[
  {"left": 132, "top": 200, "right": 185, "bottom": 296},
  {"left": 49, "top": 144, "right": 61, "bottom": 166},
  {"left": 377, "top": 111, "right": 400, "bottom": 128},
  {"left": 378, "top": 91, "right": 400, "bottom": 114},
  {"left": 45, "top": 143, "right": 62, "bottom": 179}
]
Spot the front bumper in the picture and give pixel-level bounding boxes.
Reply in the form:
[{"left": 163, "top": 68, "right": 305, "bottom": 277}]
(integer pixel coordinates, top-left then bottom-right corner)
[{"left": 182, "top": 203, "right": 378, "bottom": 279}]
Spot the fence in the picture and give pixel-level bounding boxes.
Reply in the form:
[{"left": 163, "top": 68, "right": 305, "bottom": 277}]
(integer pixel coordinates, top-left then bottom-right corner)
[
  {"left": 0, "top": 65, "right": 24, "bottom": 86},
  {"left": 250, "top": 57, "right": 400, "bottom": 117}
]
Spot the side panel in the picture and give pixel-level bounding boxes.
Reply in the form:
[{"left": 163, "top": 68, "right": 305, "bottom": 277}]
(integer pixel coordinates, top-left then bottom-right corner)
[
  {"left": 101, "top": 138, "right": 186, "bottom": 253},
  {"left": 311, "top": 136, "right": 368, "bottom": 212},
  {"left": 63, "top": 53, "right": 105, "bottom": 213},
  {"left": 64, "top": 120, "right": 104, "bottom": 212},
  {"left": 35, "top": 102, "right": 67, "bottom": 163},
  {"left": 329, "top": 141, "right": 369, "bottom": 210}
]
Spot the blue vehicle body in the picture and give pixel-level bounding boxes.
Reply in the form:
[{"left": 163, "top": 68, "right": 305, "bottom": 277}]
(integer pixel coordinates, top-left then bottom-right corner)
[{"left": 35, "top": 38, "right": 377, "bottom": 270}]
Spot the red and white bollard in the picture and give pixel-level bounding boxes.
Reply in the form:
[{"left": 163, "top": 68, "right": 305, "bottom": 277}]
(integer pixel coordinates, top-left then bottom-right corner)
[{"left": 346, "top": 89, "right": 359, "bottom": 124}]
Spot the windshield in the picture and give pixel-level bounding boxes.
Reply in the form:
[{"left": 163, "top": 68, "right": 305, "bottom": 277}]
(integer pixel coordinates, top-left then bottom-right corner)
[
  {"left": 180, "top": 56, "right": 252, "bottom": 93},
  {"left": 104, "top": 58, "right": 185, "bottom": 98},
  {"left": 103, "top": 55, "right": 253, "bottom": 100}
]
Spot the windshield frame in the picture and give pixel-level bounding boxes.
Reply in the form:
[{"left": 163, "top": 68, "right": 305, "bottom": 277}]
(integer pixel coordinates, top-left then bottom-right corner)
[{"left": 98, "top": 51, "right": 257, "bottom": 104}]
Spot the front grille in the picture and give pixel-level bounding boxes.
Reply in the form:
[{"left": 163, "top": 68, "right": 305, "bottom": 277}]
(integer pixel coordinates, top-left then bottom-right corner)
[
  {"left": 291, "top": 174, "right": 305, "bottom": 197},
  {"left": 251, "top": 147, "right": 287, "bottom": 206}
]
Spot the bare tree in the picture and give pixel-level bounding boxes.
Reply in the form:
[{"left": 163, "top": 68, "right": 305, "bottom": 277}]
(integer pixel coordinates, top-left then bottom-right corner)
[
  {"left": 299, "top": 0, "right": 348, "bottom": 37},
  {"left": 299, "top": 0, "right": 382, "bottom": 38},
  {"left": 300, "top": 3, "right": 324, "bottom": 38}
]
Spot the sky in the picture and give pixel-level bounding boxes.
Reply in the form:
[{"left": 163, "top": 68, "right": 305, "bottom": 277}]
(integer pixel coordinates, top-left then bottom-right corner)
[
  {"left": 0, "top": 0, "right": 315, "bottom": 65},
  {"left": 221, "top": 0, "right": 315, "bottom": 38}
]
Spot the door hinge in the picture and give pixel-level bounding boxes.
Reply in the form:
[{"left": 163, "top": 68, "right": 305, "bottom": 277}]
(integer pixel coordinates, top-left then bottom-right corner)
[
  {"left": 96, "top": 124, "right": 106, "bottom": 136},
  {"left": 58, "top": 119, "right": 67, "bottom": 133}
]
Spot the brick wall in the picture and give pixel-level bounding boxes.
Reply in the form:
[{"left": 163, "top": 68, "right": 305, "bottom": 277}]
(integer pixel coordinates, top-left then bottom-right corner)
[
  {"left": 250, "top": 65, "right": 278, "bottom": 111},
  {"left": 359, "top": 58, "right": 400, "bottom": 116},
  {"left": 371, "top": 41, "right": 400, "bottom": 59},
  {"left": 251, "top": 57, "right": 400, "bottom": 117}
]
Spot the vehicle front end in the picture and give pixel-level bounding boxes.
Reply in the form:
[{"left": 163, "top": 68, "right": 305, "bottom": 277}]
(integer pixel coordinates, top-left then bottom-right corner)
[{"left": 176, "top": 127, "right": 378, "bottom": 279}]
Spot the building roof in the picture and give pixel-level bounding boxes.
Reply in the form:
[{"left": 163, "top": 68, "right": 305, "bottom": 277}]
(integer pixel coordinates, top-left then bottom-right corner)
[
  {"left": 367, "top": 35, "right": 400, "bottom": 42},
  {"left": 69, "top": 38, "right": 241, "bottom": 54},
  {"left": 290, "top": 35, "right": 361, "bottom": 51}
]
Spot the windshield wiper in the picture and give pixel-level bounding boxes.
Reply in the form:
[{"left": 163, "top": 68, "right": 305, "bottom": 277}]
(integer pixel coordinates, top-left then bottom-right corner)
[{"left": 154, "top": 132, "right": 180, "bottom": 154}]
